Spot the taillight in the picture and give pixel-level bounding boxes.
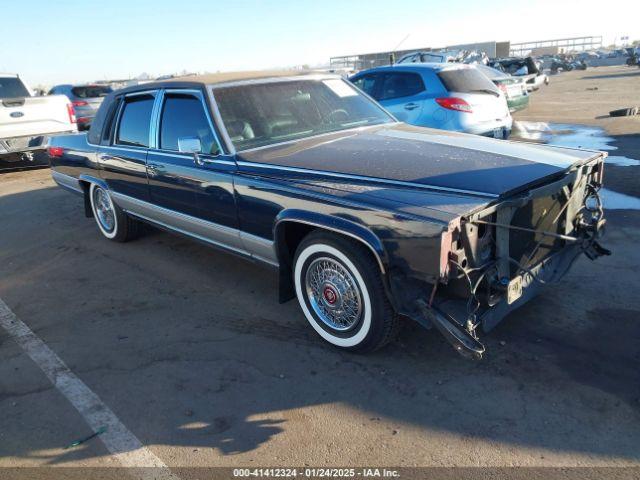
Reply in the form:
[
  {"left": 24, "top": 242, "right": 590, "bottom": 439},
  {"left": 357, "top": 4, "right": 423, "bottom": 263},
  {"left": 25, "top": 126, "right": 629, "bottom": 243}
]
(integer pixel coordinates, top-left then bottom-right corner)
[
  {"left": 72, "top": 100, "right": 88, "bottom": 107},
  {"left": 497, "top": 84, "right": 508, "bottom": 94},
  {"left": 48, "top": 146, "right": 64, "bottom": 158},
  {"left": 66, "top": 103, "right": 77, "bottom": 124},
  {"left": 436, "top": 97, "right": 473, "bottom": 113}
]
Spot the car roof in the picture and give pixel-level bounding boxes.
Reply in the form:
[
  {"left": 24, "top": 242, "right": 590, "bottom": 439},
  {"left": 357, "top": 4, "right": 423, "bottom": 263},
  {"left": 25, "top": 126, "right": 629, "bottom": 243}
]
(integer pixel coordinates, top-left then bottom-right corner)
[
  {"left": 355, "top": 63, "right": 474, "bottom": 75},
  {"left": 115, "top": 70, "right": 335, "bottom": 95}
]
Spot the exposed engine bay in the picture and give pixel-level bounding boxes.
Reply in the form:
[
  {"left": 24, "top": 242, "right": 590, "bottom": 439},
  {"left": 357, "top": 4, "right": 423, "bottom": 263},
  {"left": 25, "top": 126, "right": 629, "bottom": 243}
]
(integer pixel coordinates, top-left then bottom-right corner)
[{"left": 421, "top": 155, "right": 610, "bottom": 359}]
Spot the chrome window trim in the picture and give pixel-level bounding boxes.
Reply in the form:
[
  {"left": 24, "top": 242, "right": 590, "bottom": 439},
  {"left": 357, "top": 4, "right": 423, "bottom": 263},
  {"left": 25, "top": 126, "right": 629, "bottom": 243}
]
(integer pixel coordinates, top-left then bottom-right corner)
[
  {"left": 150, "top": 150, "right": 236, "bottom": 166},
  {"left": 102, "top": 145, "right": 149, "bottom": 155},
  {"left": 148, "top": 90, "right": 164, "bottom": 150},
  {"left": 235, "top": 160, "right": 497, "bottom": 199},
  {"left": 113, "top": 90, "right": 158, "bottom": 149},
  {"left": 206, "top": 87, "right": 236, "bottom": 155},
  {"left": 152, "top": 88, "right": 224, "bottom": 157}
]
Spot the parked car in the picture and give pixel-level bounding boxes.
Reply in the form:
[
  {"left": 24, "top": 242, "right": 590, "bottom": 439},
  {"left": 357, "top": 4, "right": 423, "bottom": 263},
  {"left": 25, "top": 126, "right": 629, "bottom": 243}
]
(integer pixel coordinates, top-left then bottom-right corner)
[
  {"left": 489, "top": 57, "right": 548, "bottom": 92},
  {"left": 350, "top": 64, "right": 512, "bottom": 139},
  {"left": 48, "top": 84, "right": 113, "bottom": 131},
  {"left": 48, "top": 72, "right": 609, "bottom": 359},
  {"left": 475, "top": 65, "right": 529, "bottom": 113},
  {"left": 1, "top": 73, "right": 77, "bottom": 167}
]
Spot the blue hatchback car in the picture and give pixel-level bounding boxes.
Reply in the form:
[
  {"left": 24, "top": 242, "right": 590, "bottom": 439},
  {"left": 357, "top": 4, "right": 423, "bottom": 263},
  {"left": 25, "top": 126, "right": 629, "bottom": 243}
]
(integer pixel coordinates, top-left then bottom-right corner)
[{"left": 350, "top": 63, "right": 513, "bottom": 138}]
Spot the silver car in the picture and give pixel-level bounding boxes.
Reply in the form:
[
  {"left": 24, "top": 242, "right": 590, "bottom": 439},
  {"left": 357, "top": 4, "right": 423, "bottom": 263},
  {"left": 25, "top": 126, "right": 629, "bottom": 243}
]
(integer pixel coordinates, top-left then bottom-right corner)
[{"left": 48, "top": 84, "right": 113, "bottom": 130}]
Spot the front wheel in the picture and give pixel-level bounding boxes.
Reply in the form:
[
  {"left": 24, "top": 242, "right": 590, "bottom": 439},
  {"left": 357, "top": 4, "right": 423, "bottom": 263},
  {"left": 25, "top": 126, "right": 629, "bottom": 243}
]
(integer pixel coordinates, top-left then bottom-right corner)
[
  {"left": 293, "top": 231, "right": 400, "bottom": 352},
  {"left": 89, "top": 183, "right": 139, "bottom": 242}
]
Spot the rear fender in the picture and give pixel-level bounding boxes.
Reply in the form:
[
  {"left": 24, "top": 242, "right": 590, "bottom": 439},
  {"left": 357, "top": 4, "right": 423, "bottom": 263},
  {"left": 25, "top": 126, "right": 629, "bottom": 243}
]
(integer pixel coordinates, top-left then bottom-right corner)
[{"left": 77, "top": 174, "right": 108, "bottom": 218}]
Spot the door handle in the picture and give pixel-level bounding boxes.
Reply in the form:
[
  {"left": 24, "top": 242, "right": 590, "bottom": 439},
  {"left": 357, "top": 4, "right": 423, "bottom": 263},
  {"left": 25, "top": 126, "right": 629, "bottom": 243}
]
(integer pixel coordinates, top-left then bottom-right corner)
[
  {"left": 404, "top": 103, "right": 420, "bottom": 111},
  {"left": 147, "top": 163, "right": 164, "bottom": 176},
  {"left": 98, "top": 153, "right": 116, "bottom": 162}
]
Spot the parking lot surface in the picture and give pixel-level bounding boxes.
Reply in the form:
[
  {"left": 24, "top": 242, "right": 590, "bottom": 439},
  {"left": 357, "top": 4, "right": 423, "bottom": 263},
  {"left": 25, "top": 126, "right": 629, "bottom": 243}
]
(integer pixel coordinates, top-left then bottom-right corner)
[{"left": 1, "top": 66, "right": 640, "bottom": 473}]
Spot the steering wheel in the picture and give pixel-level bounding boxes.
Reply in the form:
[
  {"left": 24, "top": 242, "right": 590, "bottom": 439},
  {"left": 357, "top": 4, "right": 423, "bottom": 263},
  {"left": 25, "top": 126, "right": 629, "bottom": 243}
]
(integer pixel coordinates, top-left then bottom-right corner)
[{"left": 326, "top": 109, "right": 349, "bottom": 123}]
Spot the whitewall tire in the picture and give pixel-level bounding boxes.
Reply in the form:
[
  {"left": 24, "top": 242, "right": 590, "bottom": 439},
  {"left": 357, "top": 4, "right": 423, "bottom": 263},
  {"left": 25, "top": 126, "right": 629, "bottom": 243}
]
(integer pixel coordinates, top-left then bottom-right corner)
[
  {"left": 293, "top": 231, "right": 400, "bottom": 352},
  {"left": 88, "top": 183, "right": 139, "bottom": 242}
]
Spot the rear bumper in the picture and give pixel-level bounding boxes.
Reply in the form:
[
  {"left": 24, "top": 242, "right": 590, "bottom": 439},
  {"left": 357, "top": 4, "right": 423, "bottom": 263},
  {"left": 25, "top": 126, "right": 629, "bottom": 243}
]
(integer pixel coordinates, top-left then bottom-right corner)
[
  {"left": 0, "top": 130, "right": 76, "bottom": 155},
  {"left": 507, "top": 95, "right": 530, "bottom": 113},
  {"left": 0, "top": 135, "right": 47, "bottom": 154},
  {"left": 459, "top": 116, "right": 513, "bottom": 138}
]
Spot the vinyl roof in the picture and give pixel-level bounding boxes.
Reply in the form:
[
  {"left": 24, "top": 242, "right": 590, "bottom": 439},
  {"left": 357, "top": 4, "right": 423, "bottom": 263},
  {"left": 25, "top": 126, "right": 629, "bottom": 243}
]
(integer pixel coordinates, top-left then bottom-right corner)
[
  {"left": 115, "top": 70, "right": 337, "bottom": 96},
  {"left": 168, "top": 69, "right": 321, "bottom": 85}
]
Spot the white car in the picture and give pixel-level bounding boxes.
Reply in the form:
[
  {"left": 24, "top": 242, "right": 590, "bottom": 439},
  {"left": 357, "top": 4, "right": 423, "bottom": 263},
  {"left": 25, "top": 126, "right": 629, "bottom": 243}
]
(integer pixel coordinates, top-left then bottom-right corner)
[{"left": 1, "top": 74, "right": 77, "bottom": 165}]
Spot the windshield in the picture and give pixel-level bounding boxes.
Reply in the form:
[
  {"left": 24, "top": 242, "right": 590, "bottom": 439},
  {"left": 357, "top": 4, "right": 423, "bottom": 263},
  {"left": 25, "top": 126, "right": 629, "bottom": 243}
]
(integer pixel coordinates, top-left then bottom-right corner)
[
  {"left": 437, "top": 67, "right": 499, "bottom": 94},
  {"left": 0, "top": 77, "right": 30, "bottom": 98},
  {"left": 71, "top": 85, "right": 112, "bottom": 98},
  {"left": 213, "top": 78, "right": 394, "bottom": 151}
]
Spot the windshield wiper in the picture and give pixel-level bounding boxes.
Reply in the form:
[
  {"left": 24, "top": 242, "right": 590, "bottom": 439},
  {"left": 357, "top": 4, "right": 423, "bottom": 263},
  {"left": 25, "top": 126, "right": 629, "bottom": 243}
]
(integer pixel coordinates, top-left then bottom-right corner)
[{"left": 470, "top": 88, "right": 500, "bottom": 97}]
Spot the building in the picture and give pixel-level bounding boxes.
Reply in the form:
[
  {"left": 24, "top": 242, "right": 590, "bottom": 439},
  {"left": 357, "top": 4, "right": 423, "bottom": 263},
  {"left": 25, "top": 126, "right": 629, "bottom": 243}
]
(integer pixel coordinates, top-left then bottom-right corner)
[{"left": 509, "top": 36, "right": 603, "bottom": 57}]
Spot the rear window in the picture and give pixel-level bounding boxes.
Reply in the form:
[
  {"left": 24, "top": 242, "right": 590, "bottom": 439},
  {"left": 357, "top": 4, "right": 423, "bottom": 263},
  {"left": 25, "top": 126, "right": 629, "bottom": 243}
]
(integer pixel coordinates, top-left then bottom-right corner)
[
  {"left": 0, "top": 77, "right": 30, "bottom": 98},
  {"left": 116, "top": 94, "right": 155, "bottom": 147},
  {"left": 71, "top": 86, "right": 112, "bottom": 99},
  {"left": 437, "top": 68, "right": 499, "bottom": 94}
]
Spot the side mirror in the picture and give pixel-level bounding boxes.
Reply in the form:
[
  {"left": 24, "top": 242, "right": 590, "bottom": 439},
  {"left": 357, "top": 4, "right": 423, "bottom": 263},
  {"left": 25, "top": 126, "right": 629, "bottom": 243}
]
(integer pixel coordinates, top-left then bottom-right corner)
[{"left": 177, "top": 136, "right": 202, "bottom": 154}]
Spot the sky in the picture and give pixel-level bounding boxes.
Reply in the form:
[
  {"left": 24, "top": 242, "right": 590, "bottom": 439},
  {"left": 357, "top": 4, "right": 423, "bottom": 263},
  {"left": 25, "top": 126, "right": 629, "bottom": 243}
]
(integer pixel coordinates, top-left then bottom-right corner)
[{"left": 2, "top": 0, "right": 637, "bottom": 87}]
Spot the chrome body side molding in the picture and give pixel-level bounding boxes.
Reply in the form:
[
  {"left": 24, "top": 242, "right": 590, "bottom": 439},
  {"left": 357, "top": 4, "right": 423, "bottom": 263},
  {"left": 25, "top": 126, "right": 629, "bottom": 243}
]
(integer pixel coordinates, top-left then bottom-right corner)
[
  {"left": 110, "top": 191, "right": 279, "bottom": 267},
  {"left": 51, "top": 171, "right": 83, "bottom": 194}
]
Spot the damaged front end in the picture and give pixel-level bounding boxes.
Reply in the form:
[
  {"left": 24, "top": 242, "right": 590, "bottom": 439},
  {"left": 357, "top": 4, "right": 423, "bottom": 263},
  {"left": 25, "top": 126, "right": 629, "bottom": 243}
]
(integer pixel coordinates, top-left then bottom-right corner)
[{"left": 420, "top": 155, "right": 610, "bottom": 359}]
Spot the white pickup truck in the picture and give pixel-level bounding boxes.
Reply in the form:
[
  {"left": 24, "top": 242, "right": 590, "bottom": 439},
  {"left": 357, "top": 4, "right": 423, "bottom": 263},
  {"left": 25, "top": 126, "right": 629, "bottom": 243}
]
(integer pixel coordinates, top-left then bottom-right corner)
[{"left": 1, "top": 74, "right": 77, "bottom": 166}]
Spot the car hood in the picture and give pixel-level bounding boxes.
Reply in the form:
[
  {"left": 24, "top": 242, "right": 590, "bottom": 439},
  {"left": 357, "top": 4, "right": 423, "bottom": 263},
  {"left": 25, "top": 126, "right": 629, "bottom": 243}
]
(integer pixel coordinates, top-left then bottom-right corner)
[{"left": 237, "top": 123, "right": 603, "bottom": 198}]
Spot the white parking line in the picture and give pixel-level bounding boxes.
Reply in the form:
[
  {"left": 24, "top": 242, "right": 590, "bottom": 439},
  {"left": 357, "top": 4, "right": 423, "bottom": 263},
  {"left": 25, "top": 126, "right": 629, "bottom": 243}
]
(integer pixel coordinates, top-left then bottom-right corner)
[{"left": 0, "top": 298, "right": 178, "bottom": 478}]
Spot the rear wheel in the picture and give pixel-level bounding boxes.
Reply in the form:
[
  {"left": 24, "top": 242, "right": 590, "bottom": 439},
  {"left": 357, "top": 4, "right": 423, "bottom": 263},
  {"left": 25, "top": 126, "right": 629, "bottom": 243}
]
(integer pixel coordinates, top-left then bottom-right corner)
[
  {"left": 89, "top": 184, "right": 139, "bottom": 242},
  {"left": 293, "top": 231, "right": 400, "bottom": 352}
]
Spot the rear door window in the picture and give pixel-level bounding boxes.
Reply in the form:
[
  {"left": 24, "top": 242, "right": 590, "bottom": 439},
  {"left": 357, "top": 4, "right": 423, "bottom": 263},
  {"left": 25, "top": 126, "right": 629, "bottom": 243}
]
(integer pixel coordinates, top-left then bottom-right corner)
[
  {"left": 116, "top": 94, "right": 155, "bottom": 147},
  {"left": 159, "top": 92, "right": 218, "bottom": 154},
  {"left": 0, "top": 77, "right": 30, "bottom": 98},
  {"left": 437, "top": 68, "right": 499, "bottom": 94},
  {"left": 378, "top": 73, "right": 425, "bottom": 100}
]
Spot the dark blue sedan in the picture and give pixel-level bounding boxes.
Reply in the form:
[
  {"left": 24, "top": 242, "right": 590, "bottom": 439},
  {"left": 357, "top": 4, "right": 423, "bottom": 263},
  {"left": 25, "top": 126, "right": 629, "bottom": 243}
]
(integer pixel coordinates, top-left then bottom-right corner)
[{"left": 47, "top": 71, "right": 608, "bottom": 358}]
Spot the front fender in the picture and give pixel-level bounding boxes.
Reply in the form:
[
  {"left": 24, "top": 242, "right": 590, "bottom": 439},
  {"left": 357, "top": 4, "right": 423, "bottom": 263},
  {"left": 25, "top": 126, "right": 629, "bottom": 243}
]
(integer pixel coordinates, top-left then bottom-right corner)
[
  {"left": 273, "top": 209, "right": 392, "bottom": 304},
  {"left": 274, "top": 209, "right": 388, "bottom": 272}
]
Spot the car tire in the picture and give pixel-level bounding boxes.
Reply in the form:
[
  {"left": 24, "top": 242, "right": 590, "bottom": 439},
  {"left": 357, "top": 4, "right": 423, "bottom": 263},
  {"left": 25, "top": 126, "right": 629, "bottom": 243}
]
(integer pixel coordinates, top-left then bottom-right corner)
[
  {"left": 609, "top": 107, "right": 639, "bottom": 117},
  {"left": 293, "top": 231, "right": 400, "bottom": 352},
  {"left": 89, "top": 183, "right": 139, "bottom": 242}
]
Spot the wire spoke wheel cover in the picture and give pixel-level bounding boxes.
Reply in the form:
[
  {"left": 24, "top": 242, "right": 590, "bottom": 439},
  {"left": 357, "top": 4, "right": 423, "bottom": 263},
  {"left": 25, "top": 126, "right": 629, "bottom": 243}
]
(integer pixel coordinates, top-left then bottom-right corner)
[
  {"left": 294, "top": 242, "right": 373, "bottom": 349},
  {"left": 93, "top": 187, "right": 115, "bottom": 233},
  {"left": 89, "top": 183, "right": 121, "bottom": 240},
  {"left": 305, "top": 256, "right": 363, "bottom": 331}
]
